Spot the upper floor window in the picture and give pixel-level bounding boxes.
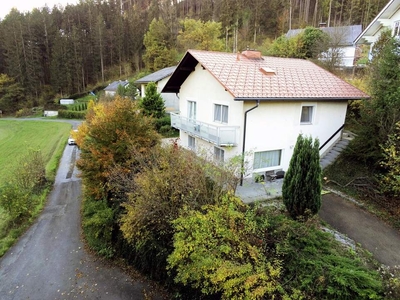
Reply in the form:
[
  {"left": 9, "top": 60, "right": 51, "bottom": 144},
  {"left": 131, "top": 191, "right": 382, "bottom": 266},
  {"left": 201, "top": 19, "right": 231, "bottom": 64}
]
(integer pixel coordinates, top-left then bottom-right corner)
[
  {"left": 188, "top": 101, "right": 197, "bottom": 120},
  {"left": 300, "top": 105, "right": 314, "bottom": 124},
  {"left": 214, "top": 104, "right": 228, "bottom": 123},
  {"left": 253, "top": 150, "right": 281, "bottom": 170}
]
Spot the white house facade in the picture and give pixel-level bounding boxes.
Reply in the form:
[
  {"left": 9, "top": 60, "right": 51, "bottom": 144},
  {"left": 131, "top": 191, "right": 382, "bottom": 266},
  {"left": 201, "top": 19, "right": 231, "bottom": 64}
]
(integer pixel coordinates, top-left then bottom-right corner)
[
  {"left": 163, "top": 50, "right": 369, "bottom": 179},
  {"left": 354, "top": 0, "right": 400, "bottom": 58}
]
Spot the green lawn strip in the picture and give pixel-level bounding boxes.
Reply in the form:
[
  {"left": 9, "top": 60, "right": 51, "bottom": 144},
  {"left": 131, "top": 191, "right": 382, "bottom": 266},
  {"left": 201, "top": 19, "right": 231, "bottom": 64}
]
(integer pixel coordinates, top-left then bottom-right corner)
[
  {"left": 0, "top": 120, "right": 71, "bottom": 183},
  {"left": 0, "top": 120, "right": 71, "bottom": 256}
]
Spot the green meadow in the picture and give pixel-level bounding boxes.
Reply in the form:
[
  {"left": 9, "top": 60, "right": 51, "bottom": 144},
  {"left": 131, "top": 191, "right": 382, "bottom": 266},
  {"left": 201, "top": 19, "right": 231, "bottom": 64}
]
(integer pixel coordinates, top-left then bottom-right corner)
[
  {"left": 0, "top": 119, "right": 71, "bottom": 255},
  {"left": 0, "top": 120, "right": 71, "bottom": 184}
]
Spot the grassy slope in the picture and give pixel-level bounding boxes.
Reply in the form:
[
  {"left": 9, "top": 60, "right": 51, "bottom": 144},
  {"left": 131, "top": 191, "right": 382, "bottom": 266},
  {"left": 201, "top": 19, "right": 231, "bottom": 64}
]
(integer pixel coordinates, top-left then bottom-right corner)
[{"left": 0, "top": 120, "right": 71, "bottom": 184}]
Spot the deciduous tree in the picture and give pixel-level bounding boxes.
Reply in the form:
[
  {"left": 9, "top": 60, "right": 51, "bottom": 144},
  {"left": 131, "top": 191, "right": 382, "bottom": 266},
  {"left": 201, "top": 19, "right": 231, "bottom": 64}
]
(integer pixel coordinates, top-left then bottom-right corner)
[
  {"left": 76, "top": 96, "right": 160, "bottom": 200},
  {"left": 177, "top": 18, "right": 224, "bottom": 51}
]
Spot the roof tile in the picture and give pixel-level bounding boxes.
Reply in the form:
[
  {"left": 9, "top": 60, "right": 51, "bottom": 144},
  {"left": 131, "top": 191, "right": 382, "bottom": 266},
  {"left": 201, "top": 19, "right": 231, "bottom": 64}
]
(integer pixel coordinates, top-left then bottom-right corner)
[{"left": 188, "top": 49, "right": 368, "bottom": 100}]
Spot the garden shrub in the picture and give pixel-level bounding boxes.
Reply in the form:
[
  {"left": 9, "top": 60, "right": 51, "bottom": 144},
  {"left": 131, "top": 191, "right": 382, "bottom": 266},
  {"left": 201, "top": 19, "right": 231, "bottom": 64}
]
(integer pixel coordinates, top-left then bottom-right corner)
[
  {"left": 267, "top": 211, "right": 383, "bottom": 299},
  {"left": 168, "top": 194, "right": 283, "bottom": 299},
  {"left": 0, "top": 149, "right": 46, "bottom": 223},
  {"left": 82, "top": 197, "right": 115, "bottom": 258},
  {"left": 118, "top": 145, "right": 232, "bottom": 280},
  {"left": 57, "top": 110, "right": 85, "bottom": 119}
]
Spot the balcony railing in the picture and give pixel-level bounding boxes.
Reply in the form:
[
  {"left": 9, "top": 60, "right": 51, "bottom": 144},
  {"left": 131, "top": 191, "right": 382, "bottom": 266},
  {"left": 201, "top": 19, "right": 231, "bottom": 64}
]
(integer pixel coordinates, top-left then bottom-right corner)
[{"left": 170, "top": 113, "right": 239, "bottom": 146}]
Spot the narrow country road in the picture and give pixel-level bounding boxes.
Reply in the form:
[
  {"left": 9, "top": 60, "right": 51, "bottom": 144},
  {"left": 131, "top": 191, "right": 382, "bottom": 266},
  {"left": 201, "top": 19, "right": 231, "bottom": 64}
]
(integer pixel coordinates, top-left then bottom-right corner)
[{"left": 0, "top": 143, "right": 164, "bottom": 299}]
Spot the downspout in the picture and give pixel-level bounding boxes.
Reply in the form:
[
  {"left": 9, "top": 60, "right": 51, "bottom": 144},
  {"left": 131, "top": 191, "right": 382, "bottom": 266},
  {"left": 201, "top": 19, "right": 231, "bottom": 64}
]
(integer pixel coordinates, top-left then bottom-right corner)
[{"left": 240, "top": 100, "right": 260, "bottom": 186}]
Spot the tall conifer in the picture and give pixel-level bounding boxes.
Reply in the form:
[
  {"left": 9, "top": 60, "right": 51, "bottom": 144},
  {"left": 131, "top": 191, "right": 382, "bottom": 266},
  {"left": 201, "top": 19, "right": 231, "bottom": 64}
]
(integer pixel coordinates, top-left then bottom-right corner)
[{"left": 282, "top": 134, "right": 321, "bottom": 219}]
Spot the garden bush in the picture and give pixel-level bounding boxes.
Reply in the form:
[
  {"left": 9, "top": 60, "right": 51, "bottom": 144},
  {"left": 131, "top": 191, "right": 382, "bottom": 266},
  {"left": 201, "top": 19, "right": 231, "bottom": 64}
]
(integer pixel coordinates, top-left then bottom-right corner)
[{"left": 58, "top": 110, "right": 85, "bottom": 119}]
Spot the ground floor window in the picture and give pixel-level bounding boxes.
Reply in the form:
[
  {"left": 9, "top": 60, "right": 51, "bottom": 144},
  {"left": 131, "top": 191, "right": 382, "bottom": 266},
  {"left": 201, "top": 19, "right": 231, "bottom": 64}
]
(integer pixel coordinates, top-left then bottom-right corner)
[
  {"left": 214, "top": 147, "right": 224, "bottom": 162},
  {"left": 188, "top": 135, "right": 195, "bottom": 150},
  {"left": 253, "top": 150, "right": 281, "bottom": 169}
]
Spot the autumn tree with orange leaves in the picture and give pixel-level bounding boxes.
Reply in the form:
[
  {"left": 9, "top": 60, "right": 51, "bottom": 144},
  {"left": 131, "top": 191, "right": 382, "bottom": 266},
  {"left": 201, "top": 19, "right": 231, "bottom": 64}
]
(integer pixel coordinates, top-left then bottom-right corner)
[{"left": 76, "top": 96, "right": 160, "bottom": 201}]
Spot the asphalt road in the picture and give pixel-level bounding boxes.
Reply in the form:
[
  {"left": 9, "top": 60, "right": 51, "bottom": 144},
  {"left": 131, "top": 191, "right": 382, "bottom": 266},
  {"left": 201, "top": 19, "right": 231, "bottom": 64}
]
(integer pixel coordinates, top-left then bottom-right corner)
[
  {"left": 0, "top": 142, "right": 164, "bottom": 299},
  {"left": 320, "top": 192, "right": 400, "bottom": 267}
]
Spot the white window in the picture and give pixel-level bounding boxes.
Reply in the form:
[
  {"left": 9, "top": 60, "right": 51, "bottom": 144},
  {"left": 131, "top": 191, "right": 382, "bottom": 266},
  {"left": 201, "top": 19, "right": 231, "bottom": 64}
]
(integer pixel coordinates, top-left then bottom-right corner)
[
  {"left": 188, "top": 136, "right": 195, "bottom": 149},
  {"left": 188, "top": 101, "right": 197, "bottom": 120},
  {"left": 394, "top": 21, "right": 400, "bottom": 37},
  {"left": 214, "top": 104, "right": 228, "bottom": 123},
  {"left": 214, "top": 147, "right": 224, "bottom": 162},
  {"left": 300, "top": 105, "right": 314, "bottom": 124},
  {"left": 253, "top": 150, "right": 281, "bottom": 169}
]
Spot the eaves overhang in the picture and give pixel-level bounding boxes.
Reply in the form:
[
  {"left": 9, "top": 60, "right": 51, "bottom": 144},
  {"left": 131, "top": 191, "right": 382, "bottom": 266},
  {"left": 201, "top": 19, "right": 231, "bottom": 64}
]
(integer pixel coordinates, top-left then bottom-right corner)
[
  {"left": 234, "top": 96, "right": 370, "bottom": 101},
  {"left": 161, "top": 52, "right": 197, "bottom": 93}
]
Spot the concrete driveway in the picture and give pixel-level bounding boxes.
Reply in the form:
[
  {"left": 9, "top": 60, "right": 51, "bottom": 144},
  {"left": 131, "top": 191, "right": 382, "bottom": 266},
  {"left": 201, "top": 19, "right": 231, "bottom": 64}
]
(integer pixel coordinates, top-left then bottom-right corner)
[{"left": 0, "top": 144, "right": 164, "bottom": 299}]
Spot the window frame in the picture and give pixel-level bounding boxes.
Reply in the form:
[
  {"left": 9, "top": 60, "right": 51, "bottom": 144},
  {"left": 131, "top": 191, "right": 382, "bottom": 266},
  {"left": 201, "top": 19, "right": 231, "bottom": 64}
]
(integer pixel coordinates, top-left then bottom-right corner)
[
  {"left": 214, "top": 104, "right": 229, "bottom": 123},
  {"left": 393, "top": 21, "right": 400, "bottom": 37},
  {"left": 300, "top": 105, "right": 314, "bottom": 124},
  {"left": 214, "top": 147, "right": 225, "bottom": 162},
  {"left": 188, "top": 100, "right": 197, "bottom": 121},
  {"left": 253, "top": 149, "right": 282, "bottom": 170},
  {"left": 188, "top": 135, "right": 195, "bottom": 150}
]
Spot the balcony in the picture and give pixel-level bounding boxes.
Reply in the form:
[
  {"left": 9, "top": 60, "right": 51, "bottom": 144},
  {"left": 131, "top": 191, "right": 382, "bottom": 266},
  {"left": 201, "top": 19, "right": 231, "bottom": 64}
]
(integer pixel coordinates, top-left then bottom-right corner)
[{"left": 170, "top": 113, "right": 240, "bottom": 146}]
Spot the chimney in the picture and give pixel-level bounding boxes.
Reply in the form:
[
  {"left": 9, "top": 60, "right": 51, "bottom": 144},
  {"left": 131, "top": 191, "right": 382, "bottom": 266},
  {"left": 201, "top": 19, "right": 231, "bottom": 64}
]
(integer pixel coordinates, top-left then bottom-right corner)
[{"left": 241, "top": 49, "right": 262, "bottom": 60}]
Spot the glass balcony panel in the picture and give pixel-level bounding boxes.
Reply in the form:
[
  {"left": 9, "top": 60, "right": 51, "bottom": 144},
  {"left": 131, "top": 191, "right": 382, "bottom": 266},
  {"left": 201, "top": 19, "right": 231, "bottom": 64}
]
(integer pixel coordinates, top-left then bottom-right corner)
[{"left": 170, "top": 113, "right": 239, "bottom": 146}]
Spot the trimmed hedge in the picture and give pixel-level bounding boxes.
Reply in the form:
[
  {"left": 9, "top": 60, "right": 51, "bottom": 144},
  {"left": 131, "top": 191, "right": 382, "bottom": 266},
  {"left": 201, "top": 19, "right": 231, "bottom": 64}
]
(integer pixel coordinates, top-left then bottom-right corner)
[{"left": 58, "top": 110, "right": 86, "bottom": 119}]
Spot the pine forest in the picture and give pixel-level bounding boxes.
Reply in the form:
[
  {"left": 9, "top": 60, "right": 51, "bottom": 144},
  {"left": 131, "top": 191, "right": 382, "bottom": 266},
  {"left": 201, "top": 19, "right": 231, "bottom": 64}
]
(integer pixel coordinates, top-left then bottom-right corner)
[{"left": 0, "top": 0, "right": 387, "bottom": 110}]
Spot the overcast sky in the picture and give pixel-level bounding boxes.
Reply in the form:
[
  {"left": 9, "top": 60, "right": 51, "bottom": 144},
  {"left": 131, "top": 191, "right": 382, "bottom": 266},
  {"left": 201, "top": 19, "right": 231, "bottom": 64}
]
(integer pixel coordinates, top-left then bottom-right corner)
[{"left": 0, "top": 0, "right": 79, "bottom": 19}]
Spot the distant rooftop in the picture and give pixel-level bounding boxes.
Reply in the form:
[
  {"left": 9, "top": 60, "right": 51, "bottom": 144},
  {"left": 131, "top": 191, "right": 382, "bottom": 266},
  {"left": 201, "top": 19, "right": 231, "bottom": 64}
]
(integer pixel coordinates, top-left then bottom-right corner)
[
  {"left": 135, "top": 66, "right": 177, "bottom": 84},
  {"left": 104, "top": 80, "right": 129, "bottom": 91},
  {"left": 286, "top": 25, "right": 362, "bottom": 46}
]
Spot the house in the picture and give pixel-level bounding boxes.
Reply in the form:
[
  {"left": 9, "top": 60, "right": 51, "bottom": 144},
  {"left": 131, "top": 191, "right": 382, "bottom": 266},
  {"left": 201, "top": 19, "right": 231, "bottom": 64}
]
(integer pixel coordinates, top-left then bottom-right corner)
[
  {"left": 286, "top": 25, "right": 362, "bottom": 67},
  {"left": 135, "top": 66, "right": 179, "bottom": 112},
  {"left": 162, "top": 49, "right": 369, "bottom": 180},
  {"left": 104, "top": 80, "right": 129, "bottom": 97},
  {"left": 354, "top": 0, "right": 400, "bottom": 58}
]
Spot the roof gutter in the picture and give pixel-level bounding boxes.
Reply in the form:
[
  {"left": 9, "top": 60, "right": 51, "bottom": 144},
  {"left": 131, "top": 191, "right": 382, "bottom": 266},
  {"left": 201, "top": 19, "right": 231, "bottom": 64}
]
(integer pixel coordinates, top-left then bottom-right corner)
[
  {"left": 240, "top": 100, "right": 260, "bottom": 186},
  {"left": 234, "top": 97, "right": 370, "bottom": 101}
]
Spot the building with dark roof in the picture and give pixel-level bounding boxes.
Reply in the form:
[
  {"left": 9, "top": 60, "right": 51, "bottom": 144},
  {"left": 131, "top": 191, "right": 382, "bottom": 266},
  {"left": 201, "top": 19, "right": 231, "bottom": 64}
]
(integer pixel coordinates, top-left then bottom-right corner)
[
  {"left": 135, "top": 66, "right": 179, "bottom": 112},
  {"left": 286, "top": 25, "right": 362, "bottom": 67}
]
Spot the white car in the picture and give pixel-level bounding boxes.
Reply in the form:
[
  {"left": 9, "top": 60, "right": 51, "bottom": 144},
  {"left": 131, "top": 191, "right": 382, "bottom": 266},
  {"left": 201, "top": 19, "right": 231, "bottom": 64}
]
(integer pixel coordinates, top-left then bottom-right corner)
[
  {"left": 68, "top": 136, "right": 76, "bottom": 145},
  {"left": 68, "top": 129, "right": 78, "bottom": 145}
]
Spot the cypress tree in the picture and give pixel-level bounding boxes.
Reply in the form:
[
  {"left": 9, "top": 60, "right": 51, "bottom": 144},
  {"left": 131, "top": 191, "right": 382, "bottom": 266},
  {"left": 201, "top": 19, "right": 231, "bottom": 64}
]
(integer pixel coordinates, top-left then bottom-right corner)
[{"left": 282, "top": 134, "right": 322, "bottom": 219}]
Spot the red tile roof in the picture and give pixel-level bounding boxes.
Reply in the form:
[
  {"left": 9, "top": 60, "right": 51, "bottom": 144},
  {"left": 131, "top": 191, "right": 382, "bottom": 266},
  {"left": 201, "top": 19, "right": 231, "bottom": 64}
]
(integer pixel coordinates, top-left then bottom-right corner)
[{"left": 187, "top": 49, "right": 369, "bottom": 100}]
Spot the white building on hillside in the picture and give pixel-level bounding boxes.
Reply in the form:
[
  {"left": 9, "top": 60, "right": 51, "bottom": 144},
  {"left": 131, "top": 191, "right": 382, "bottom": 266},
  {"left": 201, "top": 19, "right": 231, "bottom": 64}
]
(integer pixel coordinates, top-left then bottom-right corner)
[{"left": 162, "top": 49, "right": 369, "bottom": 180}]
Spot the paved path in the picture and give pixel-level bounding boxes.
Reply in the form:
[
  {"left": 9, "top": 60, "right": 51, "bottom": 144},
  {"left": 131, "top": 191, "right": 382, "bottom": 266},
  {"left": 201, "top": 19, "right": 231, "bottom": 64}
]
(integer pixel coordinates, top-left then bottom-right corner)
[
  {"left": 320, "top": 193, "right": 400, "bottom": 267},
  {"left": 0, "top": 144, "right": 164, "bottom": 300}
]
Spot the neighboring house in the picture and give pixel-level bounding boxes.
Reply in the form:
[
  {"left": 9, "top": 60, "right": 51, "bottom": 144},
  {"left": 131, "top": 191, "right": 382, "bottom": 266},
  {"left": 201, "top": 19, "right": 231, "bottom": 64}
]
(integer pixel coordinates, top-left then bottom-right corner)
[
  {"left": 354, "top": 0, "right": 400, "bottom": 59},
  {"left": 104, "top": 80, "right": 129, "bottom": 97},
  {"left": 162, "top": 49, "right": 369, "bottom": 180},
  {"left": 286, "top": 25, "right": 362, "bottom": 67},
  {"left": 135, "top": 66, "right": 179, "bottom": 112}
]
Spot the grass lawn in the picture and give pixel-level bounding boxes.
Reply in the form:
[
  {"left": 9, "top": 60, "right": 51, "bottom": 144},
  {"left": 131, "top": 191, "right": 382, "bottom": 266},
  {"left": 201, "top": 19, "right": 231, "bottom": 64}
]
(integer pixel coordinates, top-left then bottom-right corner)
[
  {"left": 0, "top": 120, "right": 71, "bottom": 255},
  {"left": 0, "top": 120, "right": 71, "bottom": 184}
]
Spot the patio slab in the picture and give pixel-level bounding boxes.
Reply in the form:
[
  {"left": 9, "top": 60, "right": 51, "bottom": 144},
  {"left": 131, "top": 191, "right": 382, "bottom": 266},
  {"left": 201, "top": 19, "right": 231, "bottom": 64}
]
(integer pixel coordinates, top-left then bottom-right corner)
[{"left": 235, "top": 178, "right": 283, "bottom": 204}]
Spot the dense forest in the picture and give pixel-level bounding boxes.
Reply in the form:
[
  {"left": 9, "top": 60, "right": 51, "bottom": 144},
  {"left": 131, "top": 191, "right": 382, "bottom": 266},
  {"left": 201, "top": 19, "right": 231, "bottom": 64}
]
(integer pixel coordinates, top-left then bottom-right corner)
[{"left": 0, "top": 0, "right": 386, "bottom": 110}]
